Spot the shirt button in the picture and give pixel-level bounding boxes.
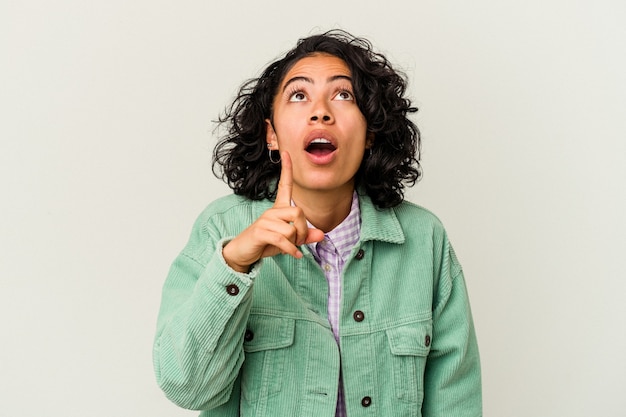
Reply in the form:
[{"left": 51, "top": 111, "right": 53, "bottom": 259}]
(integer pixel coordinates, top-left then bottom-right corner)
[
  {"left": 353, "top": 310, "right": 365, "bottom": 322},
  {"left": 244, "top": 329, "right": 254, "bottom": 342},
  {"left": 324, "top": 263, "right": 332, "bottom": 272},
  {"left": 425, "top": 335, "right": 431, "bottom": 347},
  {"left": 355, "top": 249, "right": 365, "bottom": 260},
  {"left": 226, "top": 284, "right": 239, "bottom": 296},
  {"left": 361, "top": 396, "right": 372, "bottom": 407}
]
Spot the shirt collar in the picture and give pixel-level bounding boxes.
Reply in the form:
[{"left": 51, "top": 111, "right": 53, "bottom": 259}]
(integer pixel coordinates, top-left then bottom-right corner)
[{"left": 306, "top": 191, "right": 361, "bottom": 261}]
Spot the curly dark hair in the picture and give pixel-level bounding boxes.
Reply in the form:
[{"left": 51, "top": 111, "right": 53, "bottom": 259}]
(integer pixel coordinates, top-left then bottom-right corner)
[{"left": 212, "top": 29, "right": 421, "bottom": 208}]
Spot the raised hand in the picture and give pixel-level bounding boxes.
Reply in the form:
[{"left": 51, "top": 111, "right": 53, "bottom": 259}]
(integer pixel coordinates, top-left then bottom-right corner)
[{"left": 222, "top": 151, "right": 324, "bottom": 273}]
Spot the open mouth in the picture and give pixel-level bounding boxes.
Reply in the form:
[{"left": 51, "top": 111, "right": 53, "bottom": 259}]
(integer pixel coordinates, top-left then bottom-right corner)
[{"left": 306, "top": 138, "right": 337, "bottom": 156}]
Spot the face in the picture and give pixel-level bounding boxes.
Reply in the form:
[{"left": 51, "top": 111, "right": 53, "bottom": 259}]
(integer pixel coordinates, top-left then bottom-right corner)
[{"left": 266, "top": 53, "right": 372, "bottom": 199}]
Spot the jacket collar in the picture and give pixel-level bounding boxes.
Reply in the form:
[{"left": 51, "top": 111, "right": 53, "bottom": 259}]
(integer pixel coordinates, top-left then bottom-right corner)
[
  {"left": 252, "top": 191, "right": 405, "bottom": 245},
  {"left": 358, "top": 192, "right": 405, "bottom": 245}
]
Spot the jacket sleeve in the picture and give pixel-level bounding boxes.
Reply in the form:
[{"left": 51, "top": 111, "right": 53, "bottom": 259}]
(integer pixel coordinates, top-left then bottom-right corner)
[
  {"left": 153, "top": 214, "right": 260, "bottom": 411},
  {"left": 422, "top": 237, "right": 482, "bottom": 417}
]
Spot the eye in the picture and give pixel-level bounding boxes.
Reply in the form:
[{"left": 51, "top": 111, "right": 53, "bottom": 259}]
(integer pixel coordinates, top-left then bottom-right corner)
[
  {"left": 288, "top": 91, "right": 307, "bottom": 102},
  {"left": 334, "top": 90, "right": 354, "bottom": 101}
]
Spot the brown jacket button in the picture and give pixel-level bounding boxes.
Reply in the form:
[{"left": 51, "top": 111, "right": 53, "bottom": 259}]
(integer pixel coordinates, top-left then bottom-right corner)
[
  {"left": 353, "top": 310, "right": 365, "bottom": 322},
  {"left": 355, "top": 249, "right": 365, "bottom": 260},
  {"left": 425, "top": 335, "right": 431, "bottom": 347},
  {"left": 361, "top": 396, "right": 372, "bottom": 407},
  {"left": 226, "top": 284, "right": 239, "bottom": 296},
  {"left": 244, "top": 329, "right": 254, "bottom": 342}
]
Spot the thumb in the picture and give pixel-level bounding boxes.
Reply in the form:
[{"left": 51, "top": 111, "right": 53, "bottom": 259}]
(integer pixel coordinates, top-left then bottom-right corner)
[{"left": 304, "top": 227, "right": 325, "bottom": 245}]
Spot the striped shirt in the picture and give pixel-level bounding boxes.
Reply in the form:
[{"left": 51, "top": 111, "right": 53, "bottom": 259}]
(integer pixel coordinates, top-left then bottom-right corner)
[{"left": 307, "top": 191, "right": 361, "bottom": 417}]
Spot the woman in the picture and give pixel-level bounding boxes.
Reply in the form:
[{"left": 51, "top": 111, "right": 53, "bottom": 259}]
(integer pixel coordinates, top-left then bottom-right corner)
[{"left": 154, "top": 30, "right": 482, "bottom": 417}]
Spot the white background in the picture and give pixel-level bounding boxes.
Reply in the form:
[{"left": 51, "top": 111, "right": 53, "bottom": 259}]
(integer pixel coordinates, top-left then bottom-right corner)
[{"left": 1, "top": 1, "right": 625, "bottom": 416}]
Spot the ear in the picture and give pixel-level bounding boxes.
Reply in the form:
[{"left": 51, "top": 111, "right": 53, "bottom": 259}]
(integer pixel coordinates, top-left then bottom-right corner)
[
  {"left": 265, "top": 119, "right": 279, "bottom": 149},
  {"left": 365, "top": 131, "right": 375, "bottom": 149}
]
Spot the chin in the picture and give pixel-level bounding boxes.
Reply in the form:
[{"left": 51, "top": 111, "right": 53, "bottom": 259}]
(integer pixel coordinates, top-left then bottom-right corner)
[{"left": 302, "top": 179, "right": 355, "bottom": 194}]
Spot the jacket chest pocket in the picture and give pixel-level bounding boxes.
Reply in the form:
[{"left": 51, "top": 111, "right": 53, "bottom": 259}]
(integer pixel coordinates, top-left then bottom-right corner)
[
  {"left": 241, "top": 315, "right": 295, "bottom": 402},
  {"left": 386, "top": 320, "right": 432, "bottom": 404}
]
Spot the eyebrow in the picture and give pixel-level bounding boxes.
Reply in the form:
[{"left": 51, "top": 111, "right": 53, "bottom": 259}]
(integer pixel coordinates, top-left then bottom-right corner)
[{"left": 281, "top": 75, "right": 353, "bottom": 93}]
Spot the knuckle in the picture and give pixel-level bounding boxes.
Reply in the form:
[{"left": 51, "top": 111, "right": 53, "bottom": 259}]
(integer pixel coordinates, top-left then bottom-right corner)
[
  {"left": 269, "top": 233, "right": 284, "bottom": 246},
  {"left": 287, "top": 224, "right": 297, "bottom": 240}
]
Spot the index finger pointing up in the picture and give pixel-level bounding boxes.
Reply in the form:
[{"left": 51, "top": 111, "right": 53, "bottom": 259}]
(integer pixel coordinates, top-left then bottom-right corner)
[{"left": 274, "top": 151, "right": 293, "bottom": 207}]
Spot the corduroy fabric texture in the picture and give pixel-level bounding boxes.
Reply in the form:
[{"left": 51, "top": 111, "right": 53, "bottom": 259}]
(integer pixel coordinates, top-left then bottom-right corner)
[{"left": 154, "top": 193, "right": 482, "bottom": 417}]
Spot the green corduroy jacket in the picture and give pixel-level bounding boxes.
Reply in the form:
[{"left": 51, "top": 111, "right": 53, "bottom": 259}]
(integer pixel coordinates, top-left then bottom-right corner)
[{"left": 154, "top": 193, "right": 482, "bottom": 417}]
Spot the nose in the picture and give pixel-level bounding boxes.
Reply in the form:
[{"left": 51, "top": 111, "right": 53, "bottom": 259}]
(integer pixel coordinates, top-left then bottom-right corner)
[
  {"left": 310, "top": 114, "right": 332, "bottom": 122},
  {"left": 309, "top": 102, "right": 334, "bottom": 123}
]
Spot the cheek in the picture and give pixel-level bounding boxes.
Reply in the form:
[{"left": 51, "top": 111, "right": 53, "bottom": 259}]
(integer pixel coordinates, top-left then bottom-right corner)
[
  {"left": 347, "top": 110, "right": 368, "bottom": 132},
  {"left": 349, "top": 118, "right": 369, "bottom": 145},
  {"left": 275, "top": 121, "right": 303, "bottom": 148}
]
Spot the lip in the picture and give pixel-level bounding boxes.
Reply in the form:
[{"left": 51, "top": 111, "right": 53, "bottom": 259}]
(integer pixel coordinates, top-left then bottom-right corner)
[
  {"left": 303, "top": 129, "right": 337, "bottom": 148},
  {"left": 303, "top": 129, "right": 337, "bottom": 165}
]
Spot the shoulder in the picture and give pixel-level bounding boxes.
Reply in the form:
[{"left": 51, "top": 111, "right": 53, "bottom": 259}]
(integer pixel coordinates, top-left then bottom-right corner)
[
  {"left": 391, "top": 200, "right": 446, "bottom": 235},
  {"left": 181, "top": 194, "right": 271, "bottom": 259},
  {"left": 193, "top": 194, "right": 272, "bottom": 229},
  {"left": 200, "top": 193, "right": 258, "bottom": 215},
  {"left": 394, "top": 201, "right": 463, "bottom": 279},
  {"left": 359, "top": 193, "right": 448, "bottom": 243}
]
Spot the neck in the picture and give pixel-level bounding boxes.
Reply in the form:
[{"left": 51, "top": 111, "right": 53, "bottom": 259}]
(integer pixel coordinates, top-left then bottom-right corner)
[{"left": 292, "top": 185, "right": 355, "bottom": 233}]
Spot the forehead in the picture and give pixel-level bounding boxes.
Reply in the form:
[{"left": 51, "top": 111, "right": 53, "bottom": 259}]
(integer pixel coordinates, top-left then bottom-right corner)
[{"left": 280, "top": 53, "right": 352, "bottom": 85}]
